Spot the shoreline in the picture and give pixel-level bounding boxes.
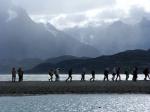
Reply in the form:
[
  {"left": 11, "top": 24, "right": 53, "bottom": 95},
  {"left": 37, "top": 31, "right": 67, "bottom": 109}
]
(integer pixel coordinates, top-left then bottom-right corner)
[
  {"left": 0, "top": 81, "right": 150, "bottom": 95},
  {"left": 0, "top": 93, "right": 148, "bottom": 97}
]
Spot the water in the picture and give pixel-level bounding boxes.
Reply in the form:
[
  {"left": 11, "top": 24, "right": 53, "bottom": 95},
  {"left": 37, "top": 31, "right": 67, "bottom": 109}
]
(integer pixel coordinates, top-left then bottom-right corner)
[
  {"left": 0, "top": 94, "right": 149, "bottom": 112},
  {"left": 0, "top": 74, "right": 146, "bottom": 81},
  {"left": 0, "top": 75, "right": 148, "bottom": 112}
]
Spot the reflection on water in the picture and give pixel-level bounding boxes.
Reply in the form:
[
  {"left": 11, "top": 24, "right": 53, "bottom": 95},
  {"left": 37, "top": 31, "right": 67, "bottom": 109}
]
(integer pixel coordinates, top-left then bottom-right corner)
[
  {"left": 0, "top": 74, "right": 146, "bottom": 81},
  {"left": 0, "top": 94, "right": 149, "bottom": 112}
]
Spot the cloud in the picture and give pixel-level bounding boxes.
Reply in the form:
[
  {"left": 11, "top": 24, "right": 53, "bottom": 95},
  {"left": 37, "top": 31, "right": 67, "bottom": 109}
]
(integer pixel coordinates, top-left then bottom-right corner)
[
  {"left": 115, "top": 0, "right": 150, "bottom": 12},
  {"left": 9, "top": 0, "right": 150, "bottom": 29},
  {"left": 49, "top": 13, "right": 89, "bottom": 29},
  {"left": 31, "top": 6, "right": 150, "bottom": 30},
  {"left": 0, "top": 0, "right": 12, "bottom": 13},
  {"left": 121, "top": 6, "right": 150, "bottom": 24},
  {"left": 6, "top": 9, "right": 18, "bottom": 22},
  {"left": 12, "top": 0, "right": 115, "bottom": 15}
]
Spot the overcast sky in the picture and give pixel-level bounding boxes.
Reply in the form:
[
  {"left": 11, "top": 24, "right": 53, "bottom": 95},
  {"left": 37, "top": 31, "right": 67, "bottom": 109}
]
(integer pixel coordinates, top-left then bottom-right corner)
[{"left": 8, "top": 0, "right": 150, "bottom": 29}]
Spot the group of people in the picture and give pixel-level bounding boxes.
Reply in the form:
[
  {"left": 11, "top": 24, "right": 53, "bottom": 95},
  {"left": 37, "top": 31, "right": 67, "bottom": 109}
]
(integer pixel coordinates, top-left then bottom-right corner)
[
  {"left": 11, "top": 67, "right": 149, "bottom": 82},
  {"left": 48, "top": 68, "right": 60, "bottom": 82},
  {"left": 103, "top": 67, "right": 133, "bottom": 81},
  {"left": 48, "top": 67, "right": 150, "bottom": 82},
  {"left": 103, "top": 67, "right": 150, "bottom": 82},
  {"left": 11, "top": 67, "right": 24, "bottom": 82}
]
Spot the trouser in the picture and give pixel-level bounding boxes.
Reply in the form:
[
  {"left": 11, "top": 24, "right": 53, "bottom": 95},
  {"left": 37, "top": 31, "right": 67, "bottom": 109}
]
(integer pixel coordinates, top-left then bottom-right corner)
[
  {"left": 104, "top": 75, "right": 109, "bottom": 81},
  {"left": 144, "top": 74, "right": 150, "bottom": 80},
  {"left": 132, "top": 76, "right": 137, "bottom": 82},
  {"left": 55, "top": 75, "right": 59, "bottom": 81},
  {"left": 81, "top": 75, "right": 85, "bottom": 81},
  {"left": 112, "top": 73, "right": 116, "bottom": 81},
  {"left": 126, "top": 75, "right": 129, "bottom": 80},
  {"left": 49, "top": 76, "right": 53, "bottom": 81},
  {"left": 90, "top": 76, "right": 95, "bottom": 81},
  {"left": 116, "top": 74, "right": 121, "bottom": 81},
  {"left": 19, "top": 75, "right": 22, "bottom": 82},
  {"left": 12, "top": 76, "right": 16, "bottom": 82},
  {"left": 66, "top": 76, "right": 72, "bottom": 82}
]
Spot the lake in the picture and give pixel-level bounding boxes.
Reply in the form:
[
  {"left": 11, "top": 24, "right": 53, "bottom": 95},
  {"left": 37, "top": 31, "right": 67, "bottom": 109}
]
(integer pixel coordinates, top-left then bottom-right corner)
[
  {"left": 0, "top": 94, "right": 149, "bottom": 112},
  {"left": 0, "top": 74, "right": 146, "bottom": 81}
]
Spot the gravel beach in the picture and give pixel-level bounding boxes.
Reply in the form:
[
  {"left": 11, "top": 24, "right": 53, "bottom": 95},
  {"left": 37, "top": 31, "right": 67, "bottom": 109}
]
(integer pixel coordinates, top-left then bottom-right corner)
[{"left": 0, "top": 81, "right": 150, "bottom": 95}]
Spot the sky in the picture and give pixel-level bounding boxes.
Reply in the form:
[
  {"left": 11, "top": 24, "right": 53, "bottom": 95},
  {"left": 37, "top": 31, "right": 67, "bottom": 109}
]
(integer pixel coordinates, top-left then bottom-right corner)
[{"left": 9, "top": 0, "right": 150, "bottom": 29}]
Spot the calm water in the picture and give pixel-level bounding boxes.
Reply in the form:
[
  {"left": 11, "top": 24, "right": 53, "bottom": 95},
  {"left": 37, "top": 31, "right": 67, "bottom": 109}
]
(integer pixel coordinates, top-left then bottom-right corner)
[
  {"left": 0, "top": 74, "right": 146, "bottom": 81},
  {"left": 0, "top": 94, "right": 149, "bottom": 112}
]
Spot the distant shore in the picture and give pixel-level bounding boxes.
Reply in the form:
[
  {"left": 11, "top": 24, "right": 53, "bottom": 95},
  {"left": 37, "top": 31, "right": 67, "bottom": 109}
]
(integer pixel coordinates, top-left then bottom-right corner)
[{"left": 0, "top": 81, "right": 150, "bottom": 95}]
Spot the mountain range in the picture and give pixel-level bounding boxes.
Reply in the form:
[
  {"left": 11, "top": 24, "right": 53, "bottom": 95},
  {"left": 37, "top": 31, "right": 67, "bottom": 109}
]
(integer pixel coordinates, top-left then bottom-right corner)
[
  {"left": 64, "top": 18, "right": 150, "bottom": 55},
  {"left": 0, "top": 55, "right": 90, "bottom": 73},
  {"left": 0, "top": 5, "right": 99, "bottom": 60},
  {"left": 1, "top": 2, "right": 150, "bottom": 74},
  {"left": 1, "top": 3, "right": 150, "bottom": 60},
  {"left": 27, "top": 49, "right": 150, "bottom": 74}
]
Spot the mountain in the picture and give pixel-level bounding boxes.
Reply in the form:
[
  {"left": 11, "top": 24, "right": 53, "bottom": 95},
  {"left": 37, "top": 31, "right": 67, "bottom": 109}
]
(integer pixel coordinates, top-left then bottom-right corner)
[
  {"left": 0, "top": 4, "right": 99, "bottom": 60},
  {"left": 45, "top": 55, "right": 90, "bottom": 64},
  {"left": 64, "top": 19, "right": 150, "bottom": 55},
  {"left": 27, "top": 49, "right": 150, "bottom": 73},
  {"left": 0, "top": 58, "right": 43, "bottom": 73},
  {"left": 0, "top": 55, "right": 90, "bottom": 73},
  {"left": 26, "top": 55, "right": 90, "bottom": 74}
]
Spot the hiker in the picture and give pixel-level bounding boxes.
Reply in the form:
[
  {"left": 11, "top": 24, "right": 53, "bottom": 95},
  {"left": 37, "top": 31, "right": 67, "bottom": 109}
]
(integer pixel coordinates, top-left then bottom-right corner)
[
  {"left": 90, "top": 70, "right": 95, "bottom": 82},
  {"left": 103, "top": 68, "right": 109, "bottom": 81},
  {"left": 143, "top": 68, "right": 150, "bottom": 81},
  {"left": 132, "top": 67, "right": 138, "bottom": 82},
  {"left": 116, "top": 67, "right": 121, "bottom": 81},
  {"left": 18, "top": 67, "right": 24, "bottom": 82},
  {"left": 12, "top": 67, "right": 16, "bottom": 82},
  {"left": 54, "top": 68, "right": 60, "bottom": 81},
  {"left": 124, "top": 68, "right": 130, "bottom": 81},
  {"left": 48, "top": 69, "right": 54, "bottom": 82},
  {"left": 112, "top": 67, "right": 116, "bottom": 81},
  {"left": 81, "top": 68, "right": 86, "bottom": 81},
  {"left": 66, "top": 69, "right": 73, "bottom": 82}
]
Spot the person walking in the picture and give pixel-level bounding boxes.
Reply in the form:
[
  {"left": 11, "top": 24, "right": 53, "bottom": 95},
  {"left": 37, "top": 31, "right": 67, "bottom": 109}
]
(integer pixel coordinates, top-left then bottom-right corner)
[
  {"left": 81, "top": 68, "right": 86, "bottom": 81},
  {"left": 49, "top": 69, "right": 54, "bottom": 82},
  {"left": 103, "top": 68, "right": 109, "bottom": 81},
  {"left": 66, "top": 69, "right": 73, "bottom": 82},
  {"left": 54, "top": 68, "right": 60, "bottom": 81},
  {"left": 90, "top": 70, "right": 95, "bottom": 82},
  {"left": 17, "top": 67, "right": 24, "bottom": 82},
  {"left": 112, "top": 67, "right": 116, "bottom": 81},
  {"left": 12, "top": 67, "right": 16, "bottom": 82},
  {"left": 124, "top": 68, "right": 130, "bottom": 81},
  {"left": 116, "top": 67, "right": 121, "bottom": 81},
  {"left": 143, "top": 68, "right": 150, "bottom": 81},
  {"left": 132, "top": 67, "right": 138, "bottom": 82}
]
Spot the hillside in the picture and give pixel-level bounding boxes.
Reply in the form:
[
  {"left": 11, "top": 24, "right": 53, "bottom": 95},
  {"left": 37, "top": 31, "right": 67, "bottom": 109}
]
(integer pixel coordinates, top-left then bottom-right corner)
[
  {"left": 45, "top": 55, "right": 90, "bottom": 64},
  {"left": 0, "top": 55, "right": 91, "bottom": 73},
  {"left": 27, "top": 49, "right": 150, "bottom": 73}
]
